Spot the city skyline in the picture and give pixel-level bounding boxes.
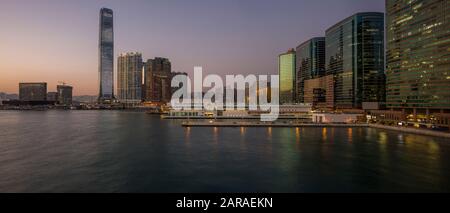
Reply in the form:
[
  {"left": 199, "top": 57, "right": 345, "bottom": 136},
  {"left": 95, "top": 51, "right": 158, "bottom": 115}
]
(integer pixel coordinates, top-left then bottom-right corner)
[
  {"left": 0, "top": 0, "right": 385, "bottom": 96},
  {"left": 1, "top": 0, "right": 450, "bottom": 197}
]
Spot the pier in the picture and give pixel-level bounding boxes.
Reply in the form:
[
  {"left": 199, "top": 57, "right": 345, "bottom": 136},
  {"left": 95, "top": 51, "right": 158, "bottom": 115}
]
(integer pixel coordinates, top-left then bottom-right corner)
[
  {"left": 181, "top": 121, "right": 450, "bottom": 138},
  {"left": 181, "top": 121, "right": 368, "bottom": 128}
]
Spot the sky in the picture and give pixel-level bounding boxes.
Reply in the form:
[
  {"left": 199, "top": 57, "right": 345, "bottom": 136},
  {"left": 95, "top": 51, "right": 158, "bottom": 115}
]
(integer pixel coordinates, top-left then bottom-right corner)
[{"left": 0, "top": 0, "right": 385, "bottom": 96}]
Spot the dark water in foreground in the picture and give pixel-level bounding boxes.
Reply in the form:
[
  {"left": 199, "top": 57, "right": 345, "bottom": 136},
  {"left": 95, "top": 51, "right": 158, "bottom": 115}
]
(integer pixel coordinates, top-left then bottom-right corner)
[{"left": 0, "top": 111, "right": 449, "bottom": 193}]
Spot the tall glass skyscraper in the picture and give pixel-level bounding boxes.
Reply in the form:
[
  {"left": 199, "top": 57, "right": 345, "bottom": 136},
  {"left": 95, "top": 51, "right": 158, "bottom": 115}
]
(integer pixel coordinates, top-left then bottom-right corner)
[
  {"left": 326, "top": 12, "right": 385, "bottom": 109},
  {"left": 279, "top": 49, "right": 296, "bottom": 104},
  {"left": 117, "top": 52, "right": 143, "bottom": 103},
  {"left": 296, "top": 37, "right": 326, "bottom": 103},
  {"left": 98, "top": 8, "right": 114, "bottom": 103},
  {"left": 386, "top": 0, "right": 450, "bottom": 115}
]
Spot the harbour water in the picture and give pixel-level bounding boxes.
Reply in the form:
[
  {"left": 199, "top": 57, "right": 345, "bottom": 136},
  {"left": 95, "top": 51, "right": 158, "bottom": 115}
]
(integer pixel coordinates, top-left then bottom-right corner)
[{"left": 0, "top": 111, "right": 449, "bottom": 192}]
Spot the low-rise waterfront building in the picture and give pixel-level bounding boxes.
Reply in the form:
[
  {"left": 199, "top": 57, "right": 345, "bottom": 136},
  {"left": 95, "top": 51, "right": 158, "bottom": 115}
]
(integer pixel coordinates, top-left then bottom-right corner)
[
  {"left": 303, "top": 75, "right": 334, "bottom": 110},
  {"left": 368, "top": 110, "right": 407, "bottom": 124},
  {"left": 434, "top": 114, "right": 450, "bottom": 131},
  {"left": 19, "top": 83, "right": 47, "bottom": 102},
  {"left": 47, "top": 92, "right": 58, "bottom": 102},
  {"left": 222, "top": 110, "right": 249, "bottom": 118},
  {"left": 279, "top": 104, "right": 312, "bottom": 115},
  {"left": 312, "top": 113, "right": 363, "bottom": 124},
  {"left": 167, "top": 110, "right": 216, "bottom": 118}
]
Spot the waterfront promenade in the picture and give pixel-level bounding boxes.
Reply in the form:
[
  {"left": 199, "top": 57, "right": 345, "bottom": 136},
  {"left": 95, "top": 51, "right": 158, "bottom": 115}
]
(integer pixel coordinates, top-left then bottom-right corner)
[
  {"left": 182, "top": 121, "right": 450, "bottom": 139},
  {"left": 182, "top": 121, "right": 368, "bottom": 128}
]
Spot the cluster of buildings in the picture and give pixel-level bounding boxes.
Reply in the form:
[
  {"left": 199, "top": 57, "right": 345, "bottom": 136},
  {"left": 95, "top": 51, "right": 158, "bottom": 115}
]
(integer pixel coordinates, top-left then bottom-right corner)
[
  {"left": 2, "top": 1, "right": 449, "bottom": 130},
  {"left": 98, "top": 8, "right": 186, "bottom": 107},
  {"left": 117, "top": 53, "right": 186, "bottom": 105},
  {"left": 277, "top": 0, "right": 450, "bottom": 129},
  {"left": 1, "top": 82, "right": 73, "bottom": 107},
  {"left": 279, "top": 12, "right": 386, "bottom": 109}
]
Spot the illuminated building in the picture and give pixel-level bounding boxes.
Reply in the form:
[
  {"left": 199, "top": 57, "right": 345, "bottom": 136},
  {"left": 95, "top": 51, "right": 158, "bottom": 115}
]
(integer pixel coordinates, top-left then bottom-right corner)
[
  {"left": 296, "top": 37, "right": 325, "bottom": 103},
  {"left": 279, "top": 49, "right": 296, "bottom": 104},
  {"left": 326, "top": 12, "right": 385, "bottom": 109},
  {"left": 117, "top": 52, "right": 143, "bottom": 103},
  {"left": 98, "top": 8, "right": 114, "bottom": 103},
  {"left": 144, "top": 57, "right": 172, "bottom": 103},
  {"left": 386, "top": 0, "right": 450, "bottom": 117}
]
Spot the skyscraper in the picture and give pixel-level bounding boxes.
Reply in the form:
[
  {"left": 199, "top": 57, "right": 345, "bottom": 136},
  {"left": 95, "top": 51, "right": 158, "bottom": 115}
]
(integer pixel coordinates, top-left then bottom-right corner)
[
  {"left": 296, "top": 37, "right": 326, "bottom": 103},
  {"left": 98, "top": 8, "right": 114, "bottom": 103},
  {"left": 57, "top": 85, "right": 73, "bottom": 106},
  {"left": 144, "top": 57, "right": 172, "bottom": 103},
  {"left": 386, "top": 0, "right": 450, "bottom": 117},
  {"left": 326, "top": 12, "right": 385, "bottom": 109},
  {"left": 117, "top": 52, "right": 143, "bottom": 103},
  {"left": 279, "top": 49, "right": 296, "bottom": 104}
]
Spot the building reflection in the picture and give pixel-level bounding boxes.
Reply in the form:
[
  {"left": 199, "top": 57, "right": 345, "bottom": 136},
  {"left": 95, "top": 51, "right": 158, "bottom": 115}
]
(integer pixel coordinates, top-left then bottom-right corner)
[
  {"left": 347, "top": 128, "right": 353, "bottom": 143},
  {"left": 267, "top": 127, "right": 272, "bottom": 139},
  {"left": 295, "top": 128, "right": 300, "bottom": 143},
  {"left": 322, "top": 128, "right": 327, "bottom": 141},
  {"left": 185, "top": 127, "right": 191, "bottom": 138},
  {"left": 240, "top": 127, "right": 245, "bottom": 136}
]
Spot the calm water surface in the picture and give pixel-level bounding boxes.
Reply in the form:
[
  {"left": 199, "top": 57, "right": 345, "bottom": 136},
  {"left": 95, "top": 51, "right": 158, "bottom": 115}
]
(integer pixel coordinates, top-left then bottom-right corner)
[{"left": 0, "top": 111, "right": 449, "bottom": 192}]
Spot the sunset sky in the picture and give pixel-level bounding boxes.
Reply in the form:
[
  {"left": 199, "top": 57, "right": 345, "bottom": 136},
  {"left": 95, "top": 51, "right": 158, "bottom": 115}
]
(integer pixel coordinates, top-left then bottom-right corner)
[{"left": 0, "top": 0, "right": 384, "bottom": 96}]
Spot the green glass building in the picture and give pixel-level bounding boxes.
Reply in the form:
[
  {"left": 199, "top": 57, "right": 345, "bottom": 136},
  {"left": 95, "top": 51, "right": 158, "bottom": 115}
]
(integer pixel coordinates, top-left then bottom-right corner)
[
  {"left": 386, "top": 0, "right": 450, "bottom": 116},
  {"left": 279, "top": 49, "right": 296, "bottom": 104},
  {"left": 296, "top": 37, "right": 326, "bottom": 103},
  {"left": 326, "top": 12, "right": 385, "bottom": 109}
]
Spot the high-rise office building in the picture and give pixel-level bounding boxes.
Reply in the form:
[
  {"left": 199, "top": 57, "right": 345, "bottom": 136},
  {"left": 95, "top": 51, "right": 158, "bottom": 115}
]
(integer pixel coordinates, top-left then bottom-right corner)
[
  {"left": 98, "top": 8, "right": 114, "bottom": 103},
  {"left": 144, "top": 57, "right": 172, "bottom": 103},
  {"left": 117, "top": 52, "right": 143, "bottom": 103},
  {"left": 279, "top": 49, "right": 296, "bottom": 104},
  {"left": 326, "top": 12, "right": 385, "bottom": 109},
  {"left": 296, "top": 37, "right": 326, "bottom": 103},
  {"left": 19, "top": 83, "right": 47, "bottom": 102},
  {"left": 386, "top": 0, "right": 450, "bottom": 116},
  {"left": 57, "top": 85, "right": 73, "bottom": 106}
]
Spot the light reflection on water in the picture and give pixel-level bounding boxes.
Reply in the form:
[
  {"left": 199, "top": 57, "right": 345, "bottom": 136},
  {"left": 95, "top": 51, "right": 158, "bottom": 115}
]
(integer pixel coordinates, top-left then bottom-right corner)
[{"left": 0, "top": 111, "right": 449, "bottom": 193}]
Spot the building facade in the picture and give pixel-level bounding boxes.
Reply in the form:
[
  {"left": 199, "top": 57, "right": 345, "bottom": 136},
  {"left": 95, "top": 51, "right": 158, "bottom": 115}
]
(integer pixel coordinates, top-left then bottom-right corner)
[
  {"left": 98, "top": 8, "right": 114, "bottom": 103},
  {"left": 279, "top": 49, "right": 296, "bottom": 104},
  {"left": 303, "top": 75, "right": 334, "bottom": 109},
  {"left": 57, "top": 85, "right": 73, "bottom": 105},
  {"left": 144, "top": 57, "right": 172, "bottom": 103},
  {"left": 296, "top": 37, "right": 326, "bottom": 103},
  {"left": 326, "top": 12, "right": 385, "bottom": 109},
  {"left": 47, "top": 92, "right": 58, "bottom": 103},
  {"left": 386, "top": 0, "right": 450, "bottom": 118},
  {"left": 19, "top": 83, "right": 47, "bottom": 102},
  {"left": 117, "top": 52, "right": 143, "bottom": 103}
]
